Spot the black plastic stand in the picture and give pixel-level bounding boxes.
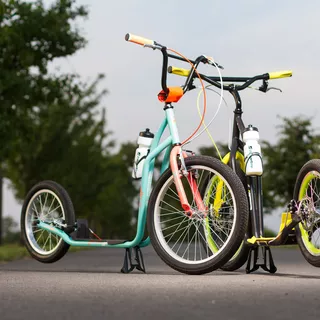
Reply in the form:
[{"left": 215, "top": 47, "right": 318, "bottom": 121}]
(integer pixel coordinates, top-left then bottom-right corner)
[
  {"left": 246, "top": 246, "right": 277, "bottom": 274},
  {"left": 121, "top": 247, "right": 146, "bottom": 274}
]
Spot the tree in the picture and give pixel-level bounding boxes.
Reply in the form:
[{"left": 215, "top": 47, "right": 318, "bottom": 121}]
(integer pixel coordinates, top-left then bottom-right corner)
[
  {"left": 262, "top": 116, "right": 320, "bottom": 212},
  {"left": 198, "top": 143, "right": 229, "bottom": 159},
  {"left": 0, "top": 0, "right": 140, "bottom": 242},
  {"left": 5, "top": 73, "right": 109, "bottom": 197},
  {"left": 0, "top": 0, "right": 88, "bottom": 159},
  {"left": 197, "top": 116, "right": 320, "bottom": 214},
  {"left": 2, "top": 216, "right": 20, "bottom": 243},
  {"left": 4, "top": 72, "right": 138, "bottom": 239},
  {"left": 0, "top": 0, "right": 88, "bottom": 244}
]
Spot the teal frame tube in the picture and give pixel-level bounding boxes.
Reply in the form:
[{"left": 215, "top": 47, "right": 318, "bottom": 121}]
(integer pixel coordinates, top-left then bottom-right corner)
[{"left": 37, "top": 111, "right": 181, "bottom": 248}]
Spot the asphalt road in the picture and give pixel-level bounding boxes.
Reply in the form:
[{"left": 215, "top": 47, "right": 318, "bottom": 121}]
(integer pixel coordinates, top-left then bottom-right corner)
[{"left": 1, "top": 246, "right": 320, "bottom": 320}]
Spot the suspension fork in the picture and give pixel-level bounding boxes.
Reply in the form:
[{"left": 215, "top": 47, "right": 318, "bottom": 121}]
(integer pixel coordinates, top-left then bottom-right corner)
[
  {"left": 229, "top": 88, "right": 265, "bottom": 237},
  {"left": 248, "top": 176, "right": 264, "bottom": 238},
  {"left": 169, "top": 145, "right": 206, "bottom": 216}
]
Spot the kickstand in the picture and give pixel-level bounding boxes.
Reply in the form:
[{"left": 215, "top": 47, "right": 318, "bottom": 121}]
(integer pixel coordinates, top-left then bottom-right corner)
[
  {"left": 121, "top": 246, "right": 146, "bottom": 274},
  {"left": 246, "top": 246, "right": 277, "bottom": 274}
]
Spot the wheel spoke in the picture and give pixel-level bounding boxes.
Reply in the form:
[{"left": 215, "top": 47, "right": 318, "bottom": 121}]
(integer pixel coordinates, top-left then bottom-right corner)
[
  {"left": 24, "top": 188, "right": 67, "bottom": 256},
  {"left": 164, "top": 218, "right": 189, "bottom": 242},
  {"left": 47, "top": 196, "right": 56, "bottom": 215},
  {"left": 36, "top": 229, "right": 45, "bottom": 243},
  {"left": 38, "top": 194, "right": 43, "bottom": 214},
  {"left": 42, "top": 234, "right": 50, "bottom": 249},
  {"left": 164, "top": 190, "right": 181, "bottom": 203},
  {"left": 152, "top": 161, "right": 242, "bottom": 270},
  {"left": 176, "top": 221, "right": 192, "bottom": 258},
  {"left": 32, "top": 203, "right": 40, "bottom": 218},
  {"left": 49, "top": 233, "right": 52, "bottom": 251},
  {"left": 46, "top": 204, "right": 61, "bottom": 218},
  {"left": 161, "top": 214, "right": 187, "bottom": 225},
  {"left": 171, "top": 223, "right": 191, "bottom": 251},
  {"left": 160, "top": 199, "right": 184, "bottom": 213}
]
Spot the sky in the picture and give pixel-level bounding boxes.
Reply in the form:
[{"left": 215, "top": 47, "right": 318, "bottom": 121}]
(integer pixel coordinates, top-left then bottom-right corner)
[{"left": 4, "top": 0, "right": 320, "bottom": 232}]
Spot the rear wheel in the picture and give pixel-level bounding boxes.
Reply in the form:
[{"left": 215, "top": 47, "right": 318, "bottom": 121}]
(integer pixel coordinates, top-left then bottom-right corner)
[
  {"left": 147, "top": 156, "right": 249, "bottom": 275},
  {"left": 21, "top": 180, "right": 75, "bottom": 263},
  {"left": 293, "top": 159, "right": 320, "bottom": 267},
  {"left": 220, "top": 162, "right": 251, "bottom": 271}
]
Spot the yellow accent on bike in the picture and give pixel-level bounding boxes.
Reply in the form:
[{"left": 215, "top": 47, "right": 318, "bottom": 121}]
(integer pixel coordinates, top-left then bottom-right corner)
[
  {"left": 247, "top": 236, "right": 275, "bottom": 244},
  {"left": 278, "top": 212, "right": 292, "bottom": 233},
  {"left": 298, "top": 171, "right": 320, "bottom": 255},
  {"left": 222, "top": 152, "right": 245, "bottom": 171},
  {"left": 268, "top": 70, "right": 293, "bottom": 79},
  {"left": 168, "top": 66, "right": 190, "bottom": 77}
]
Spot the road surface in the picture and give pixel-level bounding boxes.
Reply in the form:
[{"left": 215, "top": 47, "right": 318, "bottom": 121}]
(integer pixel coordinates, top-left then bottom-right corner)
[{"left": 1, "top": 246, "right": 320, "bottom": 320}]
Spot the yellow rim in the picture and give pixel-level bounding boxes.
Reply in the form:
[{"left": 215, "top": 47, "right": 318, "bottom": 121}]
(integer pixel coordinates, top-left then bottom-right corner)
[
  {"left": 204, "top": 152, "right": 245, "bottom": 253},
  {"left": 298, "top": 171, "right": 320, "bottom": 255}
]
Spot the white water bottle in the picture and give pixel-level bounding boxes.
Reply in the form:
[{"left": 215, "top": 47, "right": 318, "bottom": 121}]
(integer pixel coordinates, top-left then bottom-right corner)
[
  {"left": 243, "top": 125, "right": 263, "bottom": 176},
  {"left": 132, "top": 128, "right": 154, "bottom": 179}
]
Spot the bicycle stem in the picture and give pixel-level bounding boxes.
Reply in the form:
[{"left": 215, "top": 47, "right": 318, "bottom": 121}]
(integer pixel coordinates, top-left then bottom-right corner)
[
  {"left": 160, "top": 47, "right": 169, "bottom": 93},
  {"left": 159, "top": 47, "right": 208, "bottom": 95}
]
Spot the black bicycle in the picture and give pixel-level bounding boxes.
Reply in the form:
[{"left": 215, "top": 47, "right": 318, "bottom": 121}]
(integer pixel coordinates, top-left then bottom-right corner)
[{"left": 168, "top": 61, "right": 320, "bottom": 273}]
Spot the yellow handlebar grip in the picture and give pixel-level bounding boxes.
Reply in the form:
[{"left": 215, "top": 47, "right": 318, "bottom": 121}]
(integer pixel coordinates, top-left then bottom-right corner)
[
  {"left": 168, "top": 66, "right": 190, "bottom": 77},
  {"left": 268, "top": 70, "right": 293, "bottom": 79}
]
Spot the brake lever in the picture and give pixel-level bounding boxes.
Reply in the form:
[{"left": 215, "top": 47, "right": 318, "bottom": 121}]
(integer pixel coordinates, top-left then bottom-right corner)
[
  {"left": 248, "top": 80, "right": 282, "bottom": 93},
  {"left": 266, "top": 87, "right": 282, "bottom": 93},
  {"left": 257, "top": 80, "right": 282, "bottom": 93},
  {"left": 202, "top": 55, "right": 224, "bottom": 69},
  {"left": 258, "top": 80, "right": 268, "bottom": 92}
]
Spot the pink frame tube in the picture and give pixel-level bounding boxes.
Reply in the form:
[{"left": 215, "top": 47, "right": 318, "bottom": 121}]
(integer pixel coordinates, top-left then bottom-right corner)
[{"left": 170, "top": 146, "right": 206, "bottom": 217}]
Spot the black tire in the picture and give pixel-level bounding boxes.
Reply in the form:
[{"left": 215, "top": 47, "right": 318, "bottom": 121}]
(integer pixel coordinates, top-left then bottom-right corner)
[
  {"left": 21, "top": 180, "right": 75, "bottom": 263},
  {"left": 147, "top": 155, "right": 249, "bottom": 275},
  {"left": 220, "top": 162, "right": 251, "bottom": 271},
  {"left": 293, "top": 159, "right": 320, "bottom": 267}
]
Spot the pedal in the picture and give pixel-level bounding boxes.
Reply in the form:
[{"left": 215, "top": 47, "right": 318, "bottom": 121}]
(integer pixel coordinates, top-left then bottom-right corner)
[
  {"left": 246, "top": 246, "right": 277, "bottom": 274},
  {"left": 121, "top": 247, "right": 146, "bottom": 274}
]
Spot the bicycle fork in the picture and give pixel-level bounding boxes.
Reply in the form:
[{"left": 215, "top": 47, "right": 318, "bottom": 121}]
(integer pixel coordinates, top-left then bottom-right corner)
[
  {"left": 246, "top": 176, "right": 278, "bottom": 273},
  {"left": 169, "top": 145, "right": 207, "bottom": 217}
]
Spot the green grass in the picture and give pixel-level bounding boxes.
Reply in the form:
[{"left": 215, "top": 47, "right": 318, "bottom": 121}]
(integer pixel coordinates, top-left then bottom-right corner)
[
  {"left": 0, "top": 243, "right": 91, "bottom": 263},
  {"left": 0, "top": 244, "right": 29, "bottom": 262}
]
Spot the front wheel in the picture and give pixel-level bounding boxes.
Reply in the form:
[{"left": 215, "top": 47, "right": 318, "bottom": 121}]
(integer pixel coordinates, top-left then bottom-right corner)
[
  {"left": 21, "top": 180, "right": 75, "bottom": 263},
  {"left": 147, "top": 156, "right": 249, "bottom": 275},
  {"left": 293, "top": 159, "right": 320, "bottom": 267}
]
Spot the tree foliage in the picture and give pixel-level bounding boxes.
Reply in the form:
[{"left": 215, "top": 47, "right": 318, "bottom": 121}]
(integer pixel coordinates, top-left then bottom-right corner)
[
  {"left": 0, "top": 0, "right": 139, "bottom": 241},
  {"left": 198, "top": 116, "right": 320, "bottom": 214},
  {"left": 262, "top": 116, "right": 320, "bottom": 211},
  {"left": 0, "top": 0, "right": 88, "bottom": 161},
  {"left": 198, "top": 143, "right": 229, "bottom": 159},
  {"left": 1, "top": 216, "right": 20, "bottom": 243}
]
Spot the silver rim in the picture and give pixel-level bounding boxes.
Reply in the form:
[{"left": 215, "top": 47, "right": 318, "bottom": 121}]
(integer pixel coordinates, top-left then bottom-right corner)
[
  {"left": 153, "top": 165, "right": 237, "bottom": 265},
  {"left": 25, "top": 189, "right": 65, "bottom": 255}
]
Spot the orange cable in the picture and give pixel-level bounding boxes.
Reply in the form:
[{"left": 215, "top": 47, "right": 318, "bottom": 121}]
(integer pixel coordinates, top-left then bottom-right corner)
[
  {"left": 89, "top": 228, "right": 102, "bottom": 240},
  {"left": 167, "top": 48, "right": 207, "bottom": 145}
]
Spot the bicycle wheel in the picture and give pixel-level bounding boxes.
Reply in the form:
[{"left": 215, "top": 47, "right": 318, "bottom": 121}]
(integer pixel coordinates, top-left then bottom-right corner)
[
  {"left": 147, "top": 155, "right": 249, "bottom": 275},
  {"left": 293, "top": 159, "right": 320, "bottom": 267},
  {"left": 21, "top": 180, "right": 75, "bottom": 263},
  {"left": 220, "top": 162, "right": 251, "bottom": 271}
]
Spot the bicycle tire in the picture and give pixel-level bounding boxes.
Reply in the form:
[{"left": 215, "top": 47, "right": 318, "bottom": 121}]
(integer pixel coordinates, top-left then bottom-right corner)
[
  {"left": 21, "top": 180, "right": 75, "bottom": 263},
  {"left": 293, "top": 159, "right": 320, "bottom": 267},
  {"left": 220, "top": 162, "right": 251, "bottom": 271},
  {"left": 147, "top": 155, "right": 249, "bottom": 275}
]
